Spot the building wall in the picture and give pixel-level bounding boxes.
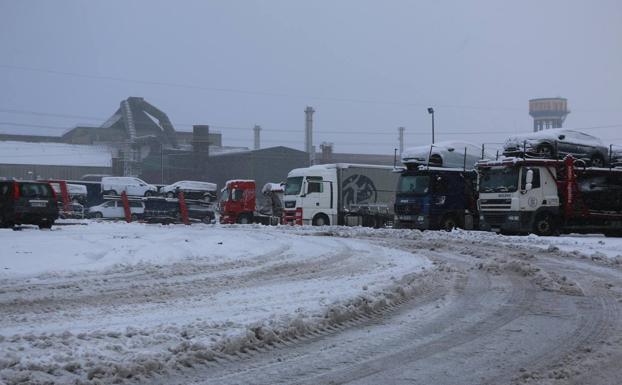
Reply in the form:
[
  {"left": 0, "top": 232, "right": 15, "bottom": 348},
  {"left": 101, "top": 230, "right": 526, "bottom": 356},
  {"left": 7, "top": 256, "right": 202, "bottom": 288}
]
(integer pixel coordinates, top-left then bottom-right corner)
[
  {"left": 204, "top": 147, "right": 309, "bottom": 193},
  {"left": 0, "top": 164, "right": 111, "bottom": 180}
]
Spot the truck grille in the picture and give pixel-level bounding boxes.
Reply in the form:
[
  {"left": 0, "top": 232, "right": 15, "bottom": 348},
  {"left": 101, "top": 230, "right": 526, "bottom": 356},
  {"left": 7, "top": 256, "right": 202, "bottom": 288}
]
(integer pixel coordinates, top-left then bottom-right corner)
[
  {"left": 395, "top": 204, "right": 420, "bottom": 215},
  {"left": 482, "top": 212, "right": 506, "bottom": 227}
]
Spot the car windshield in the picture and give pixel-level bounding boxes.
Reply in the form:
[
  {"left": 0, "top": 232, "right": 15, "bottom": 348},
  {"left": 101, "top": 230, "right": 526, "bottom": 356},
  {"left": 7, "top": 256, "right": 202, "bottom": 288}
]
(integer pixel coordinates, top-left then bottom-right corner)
[
  {"left": 479, "top": 167, "right": 519, "bottom": 193},
  {"left": 397, "top": 175, "right": 430, "bottom": 195},
  {"left": 284, "top": 177, "right": 303, "bottom": 195}
]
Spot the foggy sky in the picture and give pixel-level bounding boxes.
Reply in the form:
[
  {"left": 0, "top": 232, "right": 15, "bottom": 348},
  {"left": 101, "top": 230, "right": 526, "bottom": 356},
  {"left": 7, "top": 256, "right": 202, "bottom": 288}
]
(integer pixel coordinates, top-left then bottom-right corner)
[{"left": 1, "top": 0, "right": 621, "bottom": 154}]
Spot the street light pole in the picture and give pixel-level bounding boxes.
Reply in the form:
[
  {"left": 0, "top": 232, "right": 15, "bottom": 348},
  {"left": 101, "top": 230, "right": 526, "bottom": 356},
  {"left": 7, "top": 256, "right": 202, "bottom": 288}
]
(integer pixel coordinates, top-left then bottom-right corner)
[{"left": 427, "top": 107, "right": 435, "bottom": 144}]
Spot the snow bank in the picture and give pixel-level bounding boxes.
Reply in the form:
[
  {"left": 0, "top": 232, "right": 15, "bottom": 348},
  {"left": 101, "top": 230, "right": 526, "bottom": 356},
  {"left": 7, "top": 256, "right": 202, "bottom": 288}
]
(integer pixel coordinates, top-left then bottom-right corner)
[{"left": 0, "top": 222, "right": 431, "bottom": 384}]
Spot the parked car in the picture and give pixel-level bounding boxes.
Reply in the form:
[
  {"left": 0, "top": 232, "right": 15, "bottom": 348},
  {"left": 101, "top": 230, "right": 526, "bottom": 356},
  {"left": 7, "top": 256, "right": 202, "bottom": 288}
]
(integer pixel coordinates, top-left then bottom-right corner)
[
  {"left": 503, "top": 129, "right": 609, "bottom": 167},
  {"left": 48, "top": 182, "right": 88, "bottom": 204},
  {"left": 101, "top": 177, "right": 157, "bottom": 197},
  {"left": 0, "top": 180, "right": 58, "bottom": 228},
  {"left": 160, "top": 180, "right": 217, "bottom": 201},
  {"left": 87, "top": 200, "right": 145, "bottom": 220},
  {"left": 401, "top": 141, "right": 490, "bottom": 168}
]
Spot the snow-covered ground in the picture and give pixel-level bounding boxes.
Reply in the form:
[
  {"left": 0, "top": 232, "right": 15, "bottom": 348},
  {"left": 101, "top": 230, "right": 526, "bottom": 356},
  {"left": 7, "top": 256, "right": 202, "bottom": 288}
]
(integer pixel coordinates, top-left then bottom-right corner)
[{"left": 0, "top": 222, "right": 431, "bottom": 384}]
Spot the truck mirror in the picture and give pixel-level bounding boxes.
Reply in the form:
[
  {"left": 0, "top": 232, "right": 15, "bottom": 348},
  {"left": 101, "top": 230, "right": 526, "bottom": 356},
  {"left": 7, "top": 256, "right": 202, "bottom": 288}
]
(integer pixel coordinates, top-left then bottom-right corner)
[{"left": 526, "top": 169, "right": 534, "bottom": 185}]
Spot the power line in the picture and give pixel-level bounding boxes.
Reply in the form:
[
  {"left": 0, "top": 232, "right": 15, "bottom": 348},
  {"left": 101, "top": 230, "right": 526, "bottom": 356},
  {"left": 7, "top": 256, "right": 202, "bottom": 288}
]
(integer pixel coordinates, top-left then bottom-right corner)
[{"left": 0, "top": 63, "right": 525, "bottom": 112}]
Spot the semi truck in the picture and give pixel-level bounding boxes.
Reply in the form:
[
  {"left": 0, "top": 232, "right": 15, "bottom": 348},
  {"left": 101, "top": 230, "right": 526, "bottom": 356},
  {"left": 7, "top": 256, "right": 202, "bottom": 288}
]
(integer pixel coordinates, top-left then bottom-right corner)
[
  {"left": 394, "top": 165, "right": 478, "bottom": 230},
  {"left": 477, "top": 155, "right": 622, "bottom": 236},
  {"left": 282, "top": 164, "right": 399, "bottom": 227},
  {"left": 219, "top": 180, "right": 283, "bottom": 225}
]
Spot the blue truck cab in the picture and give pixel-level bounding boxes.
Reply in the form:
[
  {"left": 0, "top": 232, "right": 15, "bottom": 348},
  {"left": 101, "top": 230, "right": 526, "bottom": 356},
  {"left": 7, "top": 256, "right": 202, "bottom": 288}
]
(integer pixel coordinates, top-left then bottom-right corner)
[{"left": 394, "top": 165, "right": 478, "bottom": 230}]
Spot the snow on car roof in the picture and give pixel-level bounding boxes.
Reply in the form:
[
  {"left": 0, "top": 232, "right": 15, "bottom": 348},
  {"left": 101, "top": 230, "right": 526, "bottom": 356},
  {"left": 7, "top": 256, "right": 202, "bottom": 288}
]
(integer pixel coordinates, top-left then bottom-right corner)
[
  {"left": 402, "top": 141, "right": 491, "bottom": 165},
  {"left": 170, "top": 180, "right": 217, "bottom": 191},
  {"left": 0, "top": 141, "right": 112, "bottom": 167},
  {"left": 504, "top": 129, "right": 604, "bottom": 146}
]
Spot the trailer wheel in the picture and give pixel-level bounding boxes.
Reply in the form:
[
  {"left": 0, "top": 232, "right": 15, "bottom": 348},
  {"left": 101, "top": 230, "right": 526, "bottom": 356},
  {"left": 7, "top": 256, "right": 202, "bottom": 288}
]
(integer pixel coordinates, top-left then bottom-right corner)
[
  {"left": 536, "top": 144, "right": 554, "bottom": 158},
  {"left": 590, "top": 154, "right": 605, "bottom": 168},
  {"left": 312, "top": 214, "right": 329, "bottom": 226},
  {"left": 440, "top": 215, "right": 457, "bottom": 232},
  {"left": 533, "top": 213, "right": 555, "bottom": 236}
]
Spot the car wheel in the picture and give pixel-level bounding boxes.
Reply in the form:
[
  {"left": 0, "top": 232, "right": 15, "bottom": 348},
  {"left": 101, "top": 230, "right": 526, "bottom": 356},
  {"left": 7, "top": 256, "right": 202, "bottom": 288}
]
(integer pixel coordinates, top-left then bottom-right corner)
[
  {"left": 103, "top": 190, "right": 115, "bottom": 196},
  {"left": 536, "top": 144, "right": 554, "bottom": 158},
  {"left": 93, "top": 212, "right": 103, "bottom": 219},
  {"left": 166, "top": 192, "right": 176, "bottom": 199},
  {"left": 533, "top": 213, "right": 555, "bottom": 236},
  {"left": 202, "top": 215, "right": 213, "bottom": 224},
  {"left": 130, "top": 214, "right": 138, "bottom": 221},
  {"left": 144, "top": 191, "right": 154, "bottom": 197},
  {"left": 38, "top": 220, "right": 53, "bottom": 229},
  {"left": 440, "top": 216, "right": 457, "bottom": 231},
  {"left": 312, "top": 214, "right": 329, "bottom": 226},
  {"left": 591, "top": 154, "right": 605, "bottom": 168}
]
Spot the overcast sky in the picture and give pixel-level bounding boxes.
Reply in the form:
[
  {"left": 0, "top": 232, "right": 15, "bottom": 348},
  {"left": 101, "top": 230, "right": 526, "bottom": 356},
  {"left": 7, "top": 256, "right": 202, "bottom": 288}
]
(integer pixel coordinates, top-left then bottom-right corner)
[{"left": 1, "top": 0, "right": 621, "bottom": 154}]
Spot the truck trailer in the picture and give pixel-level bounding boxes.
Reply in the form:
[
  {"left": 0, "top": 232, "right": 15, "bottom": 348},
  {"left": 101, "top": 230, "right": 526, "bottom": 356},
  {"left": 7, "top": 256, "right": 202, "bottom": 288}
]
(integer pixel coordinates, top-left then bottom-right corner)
[
  {"left": 394, "top": 165, "right": 478, "bottom": 230},
  {"left": 477, "top": 155, "right": 622, "bottom": 236},
  {"left": 282, "top": 164, "right": 399, "bottom": 227}
]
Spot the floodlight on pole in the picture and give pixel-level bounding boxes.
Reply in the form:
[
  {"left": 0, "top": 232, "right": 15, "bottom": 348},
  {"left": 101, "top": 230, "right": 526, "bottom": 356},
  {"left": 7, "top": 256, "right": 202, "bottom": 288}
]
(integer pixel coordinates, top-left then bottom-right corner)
[{"left": 427, "top": 107, "right": 435, "bottom": 144}]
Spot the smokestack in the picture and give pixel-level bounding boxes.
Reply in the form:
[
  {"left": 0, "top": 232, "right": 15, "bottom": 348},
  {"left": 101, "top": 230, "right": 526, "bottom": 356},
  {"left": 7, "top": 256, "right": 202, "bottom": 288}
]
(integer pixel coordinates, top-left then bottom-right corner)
[
  {"left": 320, "top": 142, "right": 333, "bottom": 164},
  {"left": 398, "top": 126, "right": 405, "bottom": 155},
  {"left": 253, "top": 124, "right": 261, "bottom": 150},
  {"left": 304, "top": 106, "right": 315, "bottom": 156}
]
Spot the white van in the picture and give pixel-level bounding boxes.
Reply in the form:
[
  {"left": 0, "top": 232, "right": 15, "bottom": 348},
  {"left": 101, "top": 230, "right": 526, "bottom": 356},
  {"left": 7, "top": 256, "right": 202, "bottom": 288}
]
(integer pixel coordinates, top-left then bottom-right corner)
[{"left": 101, "top": 177, "right": 157, "bottom": 197}]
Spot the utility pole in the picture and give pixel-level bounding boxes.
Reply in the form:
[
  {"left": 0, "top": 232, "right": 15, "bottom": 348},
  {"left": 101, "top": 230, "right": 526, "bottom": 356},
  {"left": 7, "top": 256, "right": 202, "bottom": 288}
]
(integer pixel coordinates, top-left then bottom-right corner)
[{"left": 427, "top": 107, "right": 435, "bottom": 144}]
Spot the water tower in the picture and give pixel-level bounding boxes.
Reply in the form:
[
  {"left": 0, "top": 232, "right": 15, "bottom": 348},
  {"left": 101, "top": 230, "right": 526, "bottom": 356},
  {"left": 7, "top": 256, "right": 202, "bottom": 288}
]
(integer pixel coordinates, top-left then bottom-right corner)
[{"left": 529, "top": 97, "right": 569, "bottom": 132}]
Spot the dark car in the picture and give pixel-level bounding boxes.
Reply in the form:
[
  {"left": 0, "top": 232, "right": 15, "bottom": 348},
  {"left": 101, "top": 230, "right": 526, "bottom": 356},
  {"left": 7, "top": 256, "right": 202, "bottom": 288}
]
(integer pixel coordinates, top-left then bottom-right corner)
[
  {"left": 0, "top": 181, "right": 59, "bottom": 229},
  {"left": 503, "top": 129, "right": 609, "bottom": 167}
]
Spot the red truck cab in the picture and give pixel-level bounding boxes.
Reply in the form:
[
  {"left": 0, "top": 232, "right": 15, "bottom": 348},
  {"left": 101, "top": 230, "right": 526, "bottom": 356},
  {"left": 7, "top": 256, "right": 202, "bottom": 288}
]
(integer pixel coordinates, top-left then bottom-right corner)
[{"left": 219, "top": 180, "right": 256, "bottom": 224}]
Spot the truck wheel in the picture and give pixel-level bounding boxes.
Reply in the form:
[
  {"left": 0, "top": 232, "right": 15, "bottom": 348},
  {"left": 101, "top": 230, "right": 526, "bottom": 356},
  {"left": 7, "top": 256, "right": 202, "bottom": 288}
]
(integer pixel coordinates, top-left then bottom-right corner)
[
  {"left": 533, "top": 213, "right": 555, "bottom": 236},
  {"left": 237, "top": 215, "right": 251, "bottom": 224},
  {"left": 312, "top": 214, "right": 329, "bottom": 226},
  {"left": 440, "top": 216, "right": 457, "bottom": 231},
  {"left": 202, "top": 215, "right": 213, "bottom": 224}
]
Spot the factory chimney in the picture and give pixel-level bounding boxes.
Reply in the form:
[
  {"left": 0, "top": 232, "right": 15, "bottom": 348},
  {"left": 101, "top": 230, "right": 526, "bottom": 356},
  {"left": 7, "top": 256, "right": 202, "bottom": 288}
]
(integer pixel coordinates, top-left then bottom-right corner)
[
  {"left": 304, "top": 106, "right": 315, "bottom": 159},
  {"left": 253, "top": 124, "right": 261, "bottom": 150}
]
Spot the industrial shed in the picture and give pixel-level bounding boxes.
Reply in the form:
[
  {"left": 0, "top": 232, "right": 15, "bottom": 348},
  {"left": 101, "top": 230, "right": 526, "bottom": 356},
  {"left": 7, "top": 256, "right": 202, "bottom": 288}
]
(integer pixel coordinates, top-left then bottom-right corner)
[{"left": 0, "top": 141, "right": 113, "bottom": 180}]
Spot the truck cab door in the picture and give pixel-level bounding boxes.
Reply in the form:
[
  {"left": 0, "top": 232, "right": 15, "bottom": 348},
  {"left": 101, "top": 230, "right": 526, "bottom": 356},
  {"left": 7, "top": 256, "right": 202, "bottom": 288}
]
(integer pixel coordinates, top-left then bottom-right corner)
[
  {"left": 305, "top": 178, "right": 331, "bottom": 222},
  {"left": 520, "top": 167, "right": 544, "bottom": 212}
]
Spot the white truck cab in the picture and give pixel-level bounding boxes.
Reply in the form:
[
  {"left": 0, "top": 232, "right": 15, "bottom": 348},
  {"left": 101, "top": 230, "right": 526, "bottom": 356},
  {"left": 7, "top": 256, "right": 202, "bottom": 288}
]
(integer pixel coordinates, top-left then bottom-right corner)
[
  {"left": 478, "top": 159, "right": 560, "bottom": 234},
  {"left": 283, "top": 165, "right": 337, "bottom": 226}
]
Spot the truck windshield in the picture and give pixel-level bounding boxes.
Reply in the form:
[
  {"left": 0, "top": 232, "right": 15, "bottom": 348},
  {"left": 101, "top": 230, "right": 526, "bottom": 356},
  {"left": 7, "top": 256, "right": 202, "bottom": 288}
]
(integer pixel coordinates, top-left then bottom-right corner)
[
  {"left": 284, "top": 177, "right": 303, "bottom": 195},
  {"left": 479, "top": 167, "right": 519, "bottom": 193},
  {"left": 398, "top": 175, "right": 430, "bottom": 195}
]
